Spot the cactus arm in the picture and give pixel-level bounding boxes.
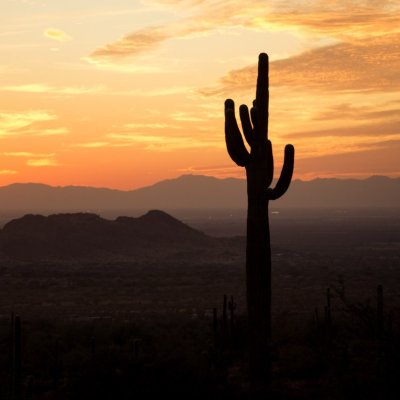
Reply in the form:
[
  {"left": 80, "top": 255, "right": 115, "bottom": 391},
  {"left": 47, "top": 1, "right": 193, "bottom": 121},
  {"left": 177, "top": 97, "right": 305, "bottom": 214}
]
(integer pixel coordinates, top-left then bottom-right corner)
[
  {"left": 265, "top": 140, "right": 274, "bottom": 187},
  {"left": 225, "top": 99, "right": 250, "bottom": 166},
  {"left": 268, "top": 144, "right": 295, "bottom": 200},
  {"left": 250, "top": 104, "right": 259, "bottom": 134},
  {"left": 239, "top": 104, "right": 253, "bottom": 146}
]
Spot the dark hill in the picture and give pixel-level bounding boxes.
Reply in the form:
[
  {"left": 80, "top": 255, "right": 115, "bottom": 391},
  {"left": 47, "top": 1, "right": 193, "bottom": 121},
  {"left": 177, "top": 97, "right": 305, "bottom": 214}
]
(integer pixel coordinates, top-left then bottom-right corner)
[{"left": 0, "top": 210, "right": 212, "bottom": 261}]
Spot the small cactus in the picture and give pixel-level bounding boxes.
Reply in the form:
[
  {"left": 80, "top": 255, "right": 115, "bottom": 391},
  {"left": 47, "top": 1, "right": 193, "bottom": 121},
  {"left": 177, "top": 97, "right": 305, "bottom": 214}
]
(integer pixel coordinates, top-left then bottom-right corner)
[
  {"left": 90, "top": 335, "right": 96, "bottom": 360},
  {"left": 221, "top": 295, "right": 228, "bottom": 343},
  {"left": 224, "top": 53, "right": 295, "bottom": 385},
  {"left": 212, "top": 307, "right": 218, "bottom": 349},
  {"left": 325, "top": 287, "right": 332, "bottom": 337},
  {"left": 377, "top": 284, "right": 384, "bottom": 340},
  {"left": 11, "top": 315, "right": 22, "bottom": 400},
  {"left": 228, "top": 296, "right": 236, "bottom": 331}
]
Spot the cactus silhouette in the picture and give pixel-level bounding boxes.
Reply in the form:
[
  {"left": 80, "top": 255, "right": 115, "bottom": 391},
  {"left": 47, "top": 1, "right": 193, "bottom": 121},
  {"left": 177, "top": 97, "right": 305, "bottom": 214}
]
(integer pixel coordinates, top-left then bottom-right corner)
[
  {"left": 11, "top": 314, "right": 22, "bottom": 400},
  {"left": 224, "top": 53, "right": 294, "bottom": 386}
]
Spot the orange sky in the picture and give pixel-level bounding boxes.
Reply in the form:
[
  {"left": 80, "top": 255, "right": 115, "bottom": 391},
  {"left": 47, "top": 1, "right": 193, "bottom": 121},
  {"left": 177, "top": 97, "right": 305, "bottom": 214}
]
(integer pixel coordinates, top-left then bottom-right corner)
[{"left": 1, "top": 0, "right": 399, "bottom": 189}]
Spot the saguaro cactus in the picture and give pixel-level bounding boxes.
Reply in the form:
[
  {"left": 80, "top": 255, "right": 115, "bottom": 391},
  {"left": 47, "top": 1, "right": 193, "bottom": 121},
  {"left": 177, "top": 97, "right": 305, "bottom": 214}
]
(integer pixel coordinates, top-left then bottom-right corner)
[{"left": 224, "top": 53, "right": 294, "bottom": 385}]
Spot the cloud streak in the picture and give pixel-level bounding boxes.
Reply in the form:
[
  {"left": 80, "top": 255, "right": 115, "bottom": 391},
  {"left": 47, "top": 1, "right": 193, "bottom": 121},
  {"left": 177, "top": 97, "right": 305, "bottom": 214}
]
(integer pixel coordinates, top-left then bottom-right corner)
[
  {"left": 260, "top": 1, "right": 400, "bottom": 39},
  {"left": 87, "top": 1, "right": 247, "bottom": 64},
  {"left": 107, "top": 132, "right": 223, "bottom": 151},
  {"left": 312, "top": 103, "right": 400, "bottom": 122},
  {"left": 3, "top": 152, "right": 55, "bottom": 157},
  {"left": 43, "top": 28, "right": 72, "bottom": 42},
  {"left": 0, "top": 169, "right": 18, "bottom": 175},
  {"left": 88, "top": 26, "right": 170, "bottom": 62},
  {"left": 88, "top": 0, "right": 400, "bottom": 63},
  {"left": 1, "top": 84, "right": 105, "bottom": 95},
  {"left": 26, "top": 158, "right": 61, "bottom": 167},
  {"left": 0, "top": 110, "right": 67, "bottom": 138},
  {"left": 0, "top": 110, "right": 55, "bottom": 137},
  {"left": 72, "top": 142, "right": 110, "bottom": 148},
  {"left": 283, "top": 120, "right": 400, "bottom": 140},
  {"left": 200, "top": 34, "right": 400, "bottom": 95}
]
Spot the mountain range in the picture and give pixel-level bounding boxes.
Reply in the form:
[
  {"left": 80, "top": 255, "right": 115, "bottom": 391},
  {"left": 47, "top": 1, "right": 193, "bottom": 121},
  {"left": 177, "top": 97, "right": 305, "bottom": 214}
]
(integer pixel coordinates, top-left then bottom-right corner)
[{"left": 0, "top": 175, "right": 399, "bottom": 214}]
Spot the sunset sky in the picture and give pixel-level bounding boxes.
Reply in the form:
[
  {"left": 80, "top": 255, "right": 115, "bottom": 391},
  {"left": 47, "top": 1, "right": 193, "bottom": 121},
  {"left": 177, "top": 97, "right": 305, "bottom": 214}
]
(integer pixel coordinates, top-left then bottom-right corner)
[{"left": 1, "top": 0, "right": 399, "bottom": 189}]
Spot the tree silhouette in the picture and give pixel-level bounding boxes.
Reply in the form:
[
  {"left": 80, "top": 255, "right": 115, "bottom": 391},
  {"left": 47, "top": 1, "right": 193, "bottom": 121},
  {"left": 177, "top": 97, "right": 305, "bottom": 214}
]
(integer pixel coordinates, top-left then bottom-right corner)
[{"left": 224, "top": 53, "right": 295, "bottom": 388}]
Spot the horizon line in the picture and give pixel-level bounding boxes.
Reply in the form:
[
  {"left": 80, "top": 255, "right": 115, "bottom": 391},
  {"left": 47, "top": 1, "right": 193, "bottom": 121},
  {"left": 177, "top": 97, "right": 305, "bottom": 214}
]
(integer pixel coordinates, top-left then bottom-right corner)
[{"left": 0, "top": 173, "right": 398, "bottom": 192}]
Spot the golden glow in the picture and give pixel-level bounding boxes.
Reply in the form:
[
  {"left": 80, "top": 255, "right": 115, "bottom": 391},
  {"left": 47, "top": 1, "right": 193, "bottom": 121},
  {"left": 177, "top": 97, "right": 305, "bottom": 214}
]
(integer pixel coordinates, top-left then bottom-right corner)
[{"left": 0, "top": 0, "right": 399, "bottom": 188}]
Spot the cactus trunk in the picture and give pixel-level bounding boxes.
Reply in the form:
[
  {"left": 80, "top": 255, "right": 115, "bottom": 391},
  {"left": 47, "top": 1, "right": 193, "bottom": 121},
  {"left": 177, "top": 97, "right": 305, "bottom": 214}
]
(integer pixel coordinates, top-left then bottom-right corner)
[{"left": 246, "top": 195, "right": 271, "bottom": 382}]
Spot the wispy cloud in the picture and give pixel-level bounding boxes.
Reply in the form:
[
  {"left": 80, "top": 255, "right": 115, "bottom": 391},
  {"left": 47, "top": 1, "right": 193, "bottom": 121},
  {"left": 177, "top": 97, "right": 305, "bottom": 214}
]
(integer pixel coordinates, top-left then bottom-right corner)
[
  {"left": 107, "top": 132, "right": 222, "bottom": 151},
  {"left": 286, "top": 131, "right": 400, "bottom": 161},
  {"left": 269, "top": 98, "right": 400, "bottom": 160},
  {"left": 201, "top": 34, "right": 400, "bottom": 95},
  {"left": 88, "top": 0, "right": 400, "bottom": 64},
  {"left": 86, "top": 2, "right": 243, "bottom": 64},
  {"left": 0, "top": 110, "right": 67, "bottom": 138},
  {"left": 4, "top": 152, "right": 60, "bottom": 170},
  {"left": 43, "top": 28, "right": 72, "bottom": 42},
  {"left": 0, "top": 110, "right": 55, "bottom": 137},
  {"left": 26, "top": 158, "right": 61, "bottom": 167},
  {"left": 312, "top": 104, "right": 400, "bottom": 122},
  {"left": 258, "top": 1, "right": 400, "bottom": 39},
  {"left": 283, "top": 120, "right": 400, "bottom": 140},
  {"left": 72, "top": 142, "right": 110, "bottom": 148},
  {"left": 0, "top": 169, "right": 18, "bottom": 175},
  {"left": 34, "top": 127, "right": 69, "bottom": 136},
  {"left": 170, "top": 112, "right": 206, "bottom": 122},
  {"left": 123, "top": 122, "right": 180, "bottom": 129},
  {"left": 82, "top": 57, "right": 162, "bottom": 73},
  {"left": 141, "top": 0, "right": 209, "bottom": 7},
  {"left": 89, "top": 26, "right": 170, "bottom": 62},
  {"left": 108, "top": 86, "right": 193, "bottom": 96},
  {"left": 3, "top": 152, "right": 55, "bottom": 157},
  {"left": 295, "top": 138, "right": 400, "bottom": 179},
  {"left": 1, "top": 83, "right": 105, "bottom": 95}
]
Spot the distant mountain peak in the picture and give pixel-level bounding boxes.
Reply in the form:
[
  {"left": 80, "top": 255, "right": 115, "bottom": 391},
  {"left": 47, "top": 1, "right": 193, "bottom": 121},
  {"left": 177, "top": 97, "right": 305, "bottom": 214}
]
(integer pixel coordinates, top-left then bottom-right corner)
[
  {"left": 178, "top": 174, "right": 217, "bottom": 179},
  {"left": 143, "top": 209, "right": 176, "bottom": 219},
  {"left": 176, "top": 174, "right": 240, "bottom": 182},
  {"left": 365, "top": 175, "right": 392, "bottom": 181},
  {"left": 3, "top": 182, "right": 52, "bottom": 189}
]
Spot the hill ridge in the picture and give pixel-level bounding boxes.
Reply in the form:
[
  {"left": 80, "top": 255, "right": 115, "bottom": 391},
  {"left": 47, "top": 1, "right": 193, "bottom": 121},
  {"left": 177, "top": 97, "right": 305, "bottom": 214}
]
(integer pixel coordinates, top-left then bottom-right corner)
[{"left": 0, "top": 210, "right": 211, "bottom": 260}]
